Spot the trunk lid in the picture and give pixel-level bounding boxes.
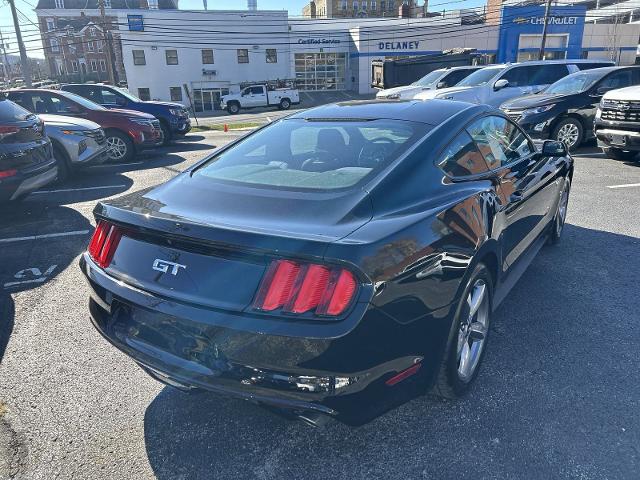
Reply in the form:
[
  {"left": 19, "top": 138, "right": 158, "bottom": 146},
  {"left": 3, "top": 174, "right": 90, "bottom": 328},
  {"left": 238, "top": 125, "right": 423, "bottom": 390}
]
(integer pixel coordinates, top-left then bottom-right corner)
[{"left": 95, "top": 173, "right": 372, "bottom": 312}]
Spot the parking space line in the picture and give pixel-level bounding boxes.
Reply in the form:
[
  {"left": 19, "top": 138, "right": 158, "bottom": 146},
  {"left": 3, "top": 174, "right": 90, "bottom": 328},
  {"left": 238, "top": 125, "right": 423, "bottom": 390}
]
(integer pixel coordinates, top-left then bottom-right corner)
[
  {"left": 0, "top": 230, "right": 90, "bottom": 244},
  {"left": 607, "top": 183, "right": 640, "bottom": 189},
  {"left": 31, "top": 185, "right": 127, "bottom": 194}
]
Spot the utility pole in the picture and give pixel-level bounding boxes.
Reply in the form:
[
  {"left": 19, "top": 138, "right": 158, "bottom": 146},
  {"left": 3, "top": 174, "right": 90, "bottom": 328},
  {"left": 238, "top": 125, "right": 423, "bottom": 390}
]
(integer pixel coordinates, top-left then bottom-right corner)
[
  {"left": 98, "top": 0, "right": 117, "bottom": 85},
  {"left": 7, "top": 0, "right": 32, "bottom": 86},
  {"left": 538, "top": 0, "right": 553, "bottom": 61},
  {"left": 0, "top": 29, "right": 11, "bottom": 84}
]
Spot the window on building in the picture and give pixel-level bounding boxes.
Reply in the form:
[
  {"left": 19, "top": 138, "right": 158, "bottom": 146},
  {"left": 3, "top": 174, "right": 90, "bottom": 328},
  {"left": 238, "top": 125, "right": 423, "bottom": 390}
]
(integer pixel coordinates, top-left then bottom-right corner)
[
  {"left": 342, "top": 0, "right": 347, "bottom": 9},
  {"left": 201, "top": 49, "right": 214, "bottom": 64},
  {"left": 165, "top": 49, "right": 178, "bottom": 65},
  {"left": 266, "top": 49, "right": 277, "bottom": 63},
  {"left": 99, "top": 59, "right": 107, "bottom": 72},
  {"left": 89, "top": 27, "right": 96, "bottom": 37},
  {"left": 90, "top": 60, "right": 98, "bottom": 72},
  {"left": 46, "top": 18, "right": 55, "bottom": 31},
  {"left": 54, "top": 0, "right": 64, "bottom": 8},
  {"left": 148, "top": 0, "right": 159, "bottom": 8},
  {"left": 170, "top": 86, "right": 182, "bottom": 101},
  {"left": 138, "top": 88, "right": 151, "bottom": 101},
  {"left": 353, "top": 0, "right": 358, "bottom": 10},
  {"left": 87, "top": 41, "right": 94, "bottom": 52},
  {"left": 104, "top": 0, "right": 111, "bottom": 7},
  {"left": 362, "top": 0, "right": 367, "bottom": 9},
  {"left": 132, "top": 50, "right": 146, "bottom": 65},
  {"left": 371, "top": 0, "right": 376, "bottom": 8},
  {"left": 96, "top": 40, "right": 103, "bottom": 52},
  {"left": 71, "top": 60, "right": 78, "bottom": 72},
  {"left": 388, "top": 0, "right": 395, "bottom": 10},
  {"left": 237, "top": 49, "right": 249, "bottom": 64},
  {"left": 50, "top": 38, "right": 60, "bottom": 53},
  {"left": 381, "top": 0, "right": 386, "bottom": 10}
]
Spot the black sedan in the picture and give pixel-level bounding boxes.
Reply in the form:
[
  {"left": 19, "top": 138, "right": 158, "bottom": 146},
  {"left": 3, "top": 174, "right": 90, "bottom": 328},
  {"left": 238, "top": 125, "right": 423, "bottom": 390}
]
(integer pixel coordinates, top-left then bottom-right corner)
[
  {"left": 0, "top": 97, "right": 57, "bottom": 202},
  {"left": 81, "top": 100, "right": 573, "bottom": 425},
  {"left": 501, "top": 66, "right": 640, "bottom": 151}
]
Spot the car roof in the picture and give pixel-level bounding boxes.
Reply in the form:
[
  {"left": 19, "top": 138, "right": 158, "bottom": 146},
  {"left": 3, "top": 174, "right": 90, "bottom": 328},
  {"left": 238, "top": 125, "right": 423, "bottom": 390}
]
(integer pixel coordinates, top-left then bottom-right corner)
[{"left": 289, "top": 100, "right": 488, "bottom": 126}]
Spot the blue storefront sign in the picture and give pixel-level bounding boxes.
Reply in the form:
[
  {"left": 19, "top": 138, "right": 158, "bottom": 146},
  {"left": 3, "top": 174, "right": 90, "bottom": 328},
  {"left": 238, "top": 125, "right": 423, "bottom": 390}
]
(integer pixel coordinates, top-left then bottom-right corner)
[
  {"left": 498, "top": 6, "right": 587, "bottom": 63},
  {"left": 127, "top": 14, "right": 144, "bottom": 32}
]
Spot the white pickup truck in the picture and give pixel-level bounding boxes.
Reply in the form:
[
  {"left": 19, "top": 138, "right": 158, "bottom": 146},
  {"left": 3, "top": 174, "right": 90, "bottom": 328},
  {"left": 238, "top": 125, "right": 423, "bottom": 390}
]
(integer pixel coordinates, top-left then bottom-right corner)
[{"left": 221, "top": 85, "right": 300, "bottom": 114}]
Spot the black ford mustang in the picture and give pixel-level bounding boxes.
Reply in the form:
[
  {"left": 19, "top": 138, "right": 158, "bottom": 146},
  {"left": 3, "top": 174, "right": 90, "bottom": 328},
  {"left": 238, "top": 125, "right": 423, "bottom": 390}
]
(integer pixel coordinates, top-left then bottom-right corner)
[{"left": 81, "top": 100, "right": 573, "bottom": 425}]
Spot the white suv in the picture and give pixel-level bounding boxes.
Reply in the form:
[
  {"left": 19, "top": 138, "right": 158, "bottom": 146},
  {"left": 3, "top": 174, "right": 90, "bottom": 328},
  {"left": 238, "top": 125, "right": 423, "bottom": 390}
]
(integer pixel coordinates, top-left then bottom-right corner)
[
  {"left": 414, "top": 60, "right": 614, "bottom": 107},
  {"left": 376, "top": 66, "right": 482, "bottom": 101}
]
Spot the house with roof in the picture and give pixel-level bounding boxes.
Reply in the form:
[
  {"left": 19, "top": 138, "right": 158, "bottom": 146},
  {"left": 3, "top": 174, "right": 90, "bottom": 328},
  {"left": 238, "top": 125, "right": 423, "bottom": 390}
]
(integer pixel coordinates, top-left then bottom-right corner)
[{"left": 35, "top": 0, "right": 178, "bottom": 83}]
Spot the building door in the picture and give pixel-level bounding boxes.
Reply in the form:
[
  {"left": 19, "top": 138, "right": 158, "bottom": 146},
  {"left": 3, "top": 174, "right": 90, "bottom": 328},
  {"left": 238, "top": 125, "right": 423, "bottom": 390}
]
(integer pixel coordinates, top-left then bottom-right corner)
[
  {"left": 517, "top": 34, "right": 568, "bottom": 61},
  {"left": 193, "top": 89, "right": 229, "bottom": 112}
]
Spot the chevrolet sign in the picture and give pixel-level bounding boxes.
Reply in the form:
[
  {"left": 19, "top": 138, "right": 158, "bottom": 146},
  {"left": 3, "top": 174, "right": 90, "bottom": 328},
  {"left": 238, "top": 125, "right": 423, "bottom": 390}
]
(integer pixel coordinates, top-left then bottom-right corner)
[{"left": 513, "top": 15, "right": 579, "bottom": 25}]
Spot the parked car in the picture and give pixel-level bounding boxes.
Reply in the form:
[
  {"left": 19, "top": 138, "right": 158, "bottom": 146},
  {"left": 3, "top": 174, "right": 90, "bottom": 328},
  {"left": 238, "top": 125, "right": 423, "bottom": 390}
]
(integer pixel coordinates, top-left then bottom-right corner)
[
  {"left": 414, "top": 60, "right": 614, "bottom": 107},
  {"left": 594, "top": 84, "right": 640, "bottom": 160},
  {"left": 221, "top": 84, "right": 300, "bottom": 114},
  {"left": 5, "top": 89, "right": 163, "bottom": 162},
  {"left": 61, "top": 84, "right": 191, "bottom": 144},
  {"left": 0, "top": 97, "right": 57, "bottom": 202},
  {"left": 376, "top": 65, "right": 483, "bottom": 100},
  {"left": 39, "top": 114, "right": 109, "bottom": 181},
  {"left": 500, "top": 66, "right": 640, "bottom": 151},
  {"left": 80, "top": 100, "right": 573, "bottom": 425}
]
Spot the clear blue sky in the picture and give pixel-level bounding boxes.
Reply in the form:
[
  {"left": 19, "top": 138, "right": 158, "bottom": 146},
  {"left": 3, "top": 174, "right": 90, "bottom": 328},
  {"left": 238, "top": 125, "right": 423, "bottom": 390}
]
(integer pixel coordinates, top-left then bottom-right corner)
[{"left": 0, "top": 0, "right": 484, "bottom": 59}]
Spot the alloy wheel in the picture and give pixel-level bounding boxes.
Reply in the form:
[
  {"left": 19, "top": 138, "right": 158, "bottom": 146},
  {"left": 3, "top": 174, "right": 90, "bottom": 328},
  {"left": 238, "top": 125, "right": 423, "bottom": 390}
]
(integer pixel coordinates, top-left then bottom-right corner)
[
  {"left": 556, "top": 123, "right": 579, "bottom": 148},
  {"left": 457, "top": 279, "right": 490, "bottom": 382},
  {"left": 106, "top": 136, "right": 127, "bottom": 160}
]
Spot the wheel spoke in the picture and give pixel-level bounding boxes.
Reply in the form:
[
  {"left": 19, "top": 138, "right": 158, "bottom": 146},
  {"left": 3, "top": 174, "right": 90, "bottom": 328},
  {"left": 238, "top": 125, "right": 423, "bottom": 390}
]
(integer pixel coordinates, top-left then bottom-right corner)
[
  {"left": 458, "top": 341, "right": 472, "bottom": 378},
  {"left": 467, "top": 282, "right": 486, "bottom": 317},
  {"left": 468, "top": 321, "right": 487, "bottom": 341}
]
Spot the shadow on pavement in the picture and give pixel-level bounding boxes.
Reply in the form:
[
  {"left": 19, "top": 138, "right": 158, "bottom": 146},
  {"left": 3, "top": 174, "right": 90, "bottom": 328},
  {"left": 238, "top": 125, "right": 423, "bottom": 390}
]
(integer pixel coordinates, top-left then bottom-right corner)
[
  {"left": 0, "top": 292, "right": 14, "bottom": 363},
  {"left": 142, "top": 224, "right": 640, "bottom": 479}
]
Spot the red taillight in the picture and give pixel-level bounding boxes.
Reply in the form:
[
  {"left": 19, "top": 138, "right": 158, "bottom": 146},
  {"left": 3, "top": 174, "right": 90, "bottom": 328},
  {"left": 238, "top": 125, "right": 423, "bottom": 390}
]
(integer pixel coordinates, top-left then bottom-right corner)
[
  {"left": 88, "top": 220, "right": 123, "bottom": 268},
  {"left": 0, "top": 126, "right": 19, "bottom": 135},
  {"left": 0, "top": 169, "right": 17, "bottom": 179},
  {"left": 254, "top": 259, "right": 358, "bottom": 317}
]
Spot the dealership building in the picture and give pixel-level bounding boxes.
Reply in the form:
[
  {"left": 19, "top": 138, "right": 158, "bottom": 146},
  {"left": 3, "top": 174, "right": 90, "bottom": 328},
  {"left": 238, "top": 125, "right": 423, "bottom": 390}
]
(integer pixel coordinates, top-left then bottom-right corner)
[{"left": 117, "top": 6, "right": 640, "bottom": 111}]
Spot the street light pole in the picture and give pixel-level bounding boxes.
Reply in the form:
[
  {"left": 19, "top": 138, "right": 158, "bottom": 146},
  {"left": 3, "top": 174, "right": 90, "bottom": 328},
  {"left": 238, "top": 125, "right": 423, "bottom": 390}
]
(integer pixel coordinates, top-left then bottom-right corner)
[
  {"left": 98, "top": 0, "right": 117, "bottom": 85},
  {"left": 7, "top": 0, "right": 32, "bottom": 86},
  {"left": 538, "top": 0, "right": 553, "bottom": 61}
]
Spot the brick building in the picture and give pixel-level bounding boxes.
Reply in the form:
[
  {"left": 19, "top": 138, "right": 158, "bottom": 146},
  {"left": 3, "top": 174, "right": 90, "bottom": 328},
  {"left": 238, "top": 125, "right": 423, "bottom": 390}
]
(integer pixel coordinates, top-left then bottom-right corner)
[
  {"left": 302, "top": 0, "right": 423, "bottom": 18},
  {"left": 35, "top": 0, "right": 177, "bottom": 84}
]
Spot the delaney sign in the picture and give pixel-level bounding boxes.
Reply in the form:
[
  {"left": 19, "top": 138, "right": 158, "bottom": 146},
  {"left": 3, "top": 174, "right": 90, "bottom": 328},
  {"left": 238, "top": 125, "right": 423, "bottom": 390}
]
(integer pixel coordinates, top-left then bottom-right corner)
[{"left": 378, "top": 41, "right": 421, "bottom": 50}]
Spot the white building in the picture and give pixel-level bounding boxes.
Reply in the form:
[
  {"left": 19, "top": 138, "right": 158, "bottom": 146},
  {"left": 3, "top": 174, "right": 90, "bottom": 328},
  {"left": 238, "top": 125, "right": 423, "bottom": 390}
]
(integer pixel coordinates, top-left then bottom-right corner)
[{"left": 117, "top": 7, "right": 640, "bottom": 111}]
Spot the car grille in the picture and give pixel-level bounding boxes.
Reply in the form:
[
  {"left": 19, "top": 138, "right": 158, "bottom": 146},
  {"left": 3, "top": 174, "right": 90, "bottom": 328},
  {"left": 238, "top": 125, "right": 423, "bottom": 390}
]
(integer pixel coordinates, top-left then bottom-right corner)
[
  {"left": 85, "top": 128, "right": 106, "bottom": 145},
  {"left": 601, "top": 100, "right": 640, "bottom": 122}
]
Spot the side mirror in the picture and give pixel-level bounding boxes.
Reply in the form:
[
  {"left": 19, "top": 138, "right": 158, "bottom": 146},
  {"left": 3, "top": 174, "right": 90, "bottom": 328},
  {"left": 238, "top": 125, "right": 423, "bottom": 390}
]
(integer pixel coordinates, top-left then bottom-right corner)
[
  {"left": 541, "top": 140, "right": 567, "bottom": 156},
  {"left": 595, "top": 86, "right": 610, "bottom": 96},
  {"left": 494, "top": 79, "right": 509, "bottom": 91},
  {"left": 436, "top": 81, "right": 448, "bottom": 89}
]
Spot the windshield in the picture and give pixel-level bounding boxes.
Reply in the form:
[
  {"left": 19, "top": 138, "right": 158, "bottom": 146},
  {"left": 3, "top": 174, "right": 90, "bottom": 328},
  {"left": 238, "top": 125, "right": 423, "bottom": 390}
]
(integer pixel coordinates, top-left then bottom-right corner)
[
  {"left": 114, "top": 87, "right": 142, "bottom": 102},
  {"left": 544, "top": 70, "right": 604, "bottom": 95},
  {"left": 195, "top": 118, "right": 429, "bottom": 191},
  {"left": 59, "top": 91, "right": 107, "bottom": 111},
  {"left": 456, "top": 67, "right": 504, "bottom": 87},
  {"left": 412, "top": 70, "right": 444, "bottom": 87}
]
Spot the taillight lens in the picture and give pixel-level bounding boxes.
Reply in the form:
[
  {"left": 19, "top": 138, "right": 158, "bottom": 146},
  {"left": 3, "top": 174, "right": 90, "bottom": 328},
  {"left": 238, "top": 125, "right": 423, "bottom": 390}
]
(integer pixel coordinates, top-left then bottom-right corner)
[
  {"left": 253, "top": 259, "right": 357, "bottom": 317},
  {"left": 0, "top": 169, "right": 17, "bottom": 179},
  {"left": 88, "top": 220, "right": 123, "bottom": 268},
  {"left": 0, "top": 125, "right": 19, "bottom": 140}
]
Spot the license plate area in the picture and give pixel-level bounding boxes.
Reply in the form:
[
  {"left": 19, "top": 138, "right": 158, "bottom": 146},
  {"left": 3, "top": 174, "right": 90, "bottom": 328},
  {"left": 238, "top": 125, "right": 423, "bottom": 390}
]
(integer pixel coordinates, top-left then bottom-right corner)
[{"left": 610, "top": 133, "right": 627, "bottom": 146}]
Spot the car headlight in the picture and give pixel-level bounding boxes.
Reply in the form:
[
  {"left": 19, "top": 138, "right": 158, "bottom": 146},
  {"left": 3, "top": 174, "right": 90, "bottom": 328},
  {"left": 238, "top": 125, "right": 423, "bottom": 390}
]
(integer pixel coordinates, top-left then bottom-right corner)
[
  {"left": 169, "top": 108, "right": 183, "bottom": 116},
  {"left": 61, "top": 129, "right": 85, "bottom": 136},
  {"left": 129, "top": 118, "right": 154, "bottom": 126},
  {"left": 384, "top": 93, "right": 401, "bottom": 100},
  {"left": 522, "top": 104, "right": 555, "bottom": 116}
]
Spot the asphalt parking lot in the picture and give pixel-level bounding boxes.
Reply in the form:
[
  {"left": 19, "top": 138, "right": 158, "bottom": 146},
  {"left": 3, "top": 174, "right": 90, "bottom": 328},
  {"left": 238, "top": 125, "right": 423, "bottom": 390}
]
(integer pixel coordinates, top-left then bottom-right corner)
[{"left": 0, "top": 130, "right": 639, "bottom": 479}]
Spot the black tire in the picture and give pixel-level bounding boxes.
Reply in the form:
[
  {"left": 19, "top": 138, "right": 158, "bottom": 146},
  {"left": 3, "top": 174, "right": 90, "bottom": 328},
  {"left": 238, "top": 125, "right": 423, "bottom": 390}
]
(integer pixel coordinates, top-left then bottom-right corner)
[
  {"left": 552, "top": 118, "right": 584, "bottom": 152},
  {"left": 227, "top": 102, "right": 240, "bottom": 115},
  {"left": 52, "top": 144, "right": 71, "bottom": 184},
  {"left": 432, "top": 263, "right": 493, "bottom": 399},
  {"left": 603, "top": 147, "right": 637, "bottom": 161},
  {"left": 105, "top": 130, "right": 134, "bottom": 163},
  {"left": 279, "top": 98, "right": 291, "bottom": 110},
  {"left": 159, "top": 121, "right": 172, "bottom": 146},
  {"left": 548, "top": 177, "right": 571, "bottom": 245}
]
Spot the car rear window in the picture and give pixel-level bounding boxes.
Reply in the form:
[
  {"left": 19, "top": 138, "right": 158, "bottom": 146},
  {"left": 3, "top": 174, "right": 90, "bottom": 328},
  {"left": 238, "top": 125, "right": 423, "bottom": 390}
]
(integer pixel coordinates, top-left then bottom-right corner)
[
  {"left": 0, "top": 98, "right": 34, "bottom": 122},
  {"left": 195, "top": 118, "right": 428, "bottom": 191}
]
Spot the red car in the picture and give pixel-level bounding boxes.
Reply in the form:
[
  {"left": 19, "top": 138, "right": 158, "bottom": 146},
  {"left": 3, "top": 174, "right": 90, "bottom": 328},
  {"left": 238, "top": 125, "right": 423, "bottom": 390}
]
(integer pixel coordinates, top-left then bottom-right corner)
[{"left": 6, "top": 89, "right": 163, "bottom": 162}]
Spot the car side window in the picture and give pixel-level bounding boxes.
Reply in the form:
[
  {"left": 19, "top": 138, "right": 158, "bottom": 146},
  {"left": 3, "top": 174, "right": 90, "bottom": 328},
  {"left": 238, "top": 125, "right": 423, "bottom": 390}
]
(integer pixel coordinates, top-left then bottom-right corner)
[
  {"left": 84, "top": 87, "right": 103, "bottom": 104},
  {"left": 499, "top": 66, "right": 536, "bottom": 87},
  {"left": 99, "top": 87, "right": 120, "bottom": 105},
  {"left": 467, "top": 116, "right": 533, "bottom": 169},
  {"left": 598, "top": 70, "right": 633, "bottom": 90},
  {"left": 441, "top": 70, "right": 469, "bottom": 87},
  {"left": 532, "top": 64, "right": 569, "bottom": 85},
  {"left": 250, "top": 87, "right": 263, "bottom": 95},
  {"left": 436, "top": 131, "right": 490, "bottom": 177}
]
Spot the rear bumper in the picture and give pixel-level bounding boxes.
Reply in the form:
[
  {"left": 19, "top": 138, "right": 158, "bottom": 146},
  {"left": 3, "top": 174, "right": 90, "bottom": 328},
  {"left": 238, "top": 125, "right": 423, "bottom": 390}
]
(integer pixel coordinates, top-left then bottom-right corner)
[
  {"left": 80, "top": 253, "right": 447, "bottom": 424},
  {"left": 0, "top": 157, "right": 58, "bottom": 202}
]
